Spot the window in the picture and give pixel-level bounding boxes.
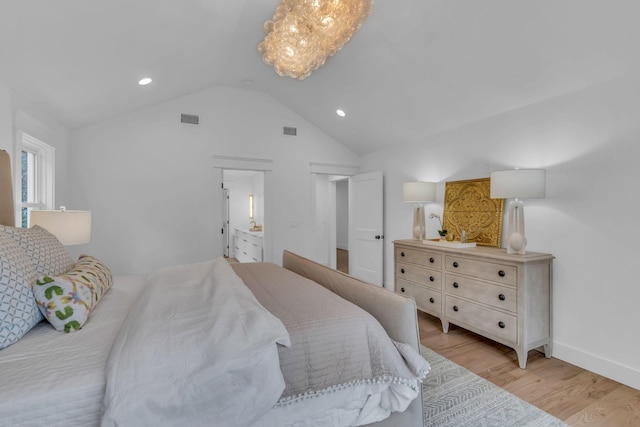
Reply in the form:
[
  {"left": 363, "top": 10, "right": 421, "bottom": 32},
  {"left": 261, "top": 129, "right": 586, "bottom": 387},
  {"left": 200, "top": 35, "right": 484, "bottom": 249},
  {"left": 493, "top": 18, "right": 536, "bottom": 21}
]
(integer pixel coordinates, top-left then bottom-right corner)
[{"left": 14, "top": 131, "right": 55, "bottom": 227}]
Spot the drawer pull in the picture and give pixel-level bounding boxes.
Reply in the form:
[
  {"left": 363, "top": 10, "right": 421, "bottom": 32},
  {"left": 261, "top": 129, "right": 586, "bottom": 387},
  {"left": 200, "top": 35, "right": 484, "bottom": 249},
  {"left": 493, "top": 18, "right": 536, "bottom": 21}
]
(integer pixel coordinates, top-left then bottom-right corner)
[
  {"left": 453, "top": 282, "right": 459, "bottom": 288},
  {"left": 429, "top": 276, "right": 435, "bottom": 282},
  {"left": 499, "top": 293, "right": 506, "bottom": 301},
  {"left": 401, "top": 251, "right": 405, "bottom": 257},
  {"left": 401, "top": 268, "right": 405, "bottom": 274},
  {"left": 429, "top": 257, "right": 435, "bottom": 263},
  {"left": 429, "top": 297, "right": 435, "bottom": 303},
  {"left": 498, "top": 270, "right": 506, "bottom": 277},
  {"left": 453, "top": 305, "right": 459, "bottom": 312},
  {"left": 400, "top": 287, "right": 405, "bottom": 293},
  {"left": 453, "top": 261, "right": 459, "bottom": 268},
  {"left": 498, "top": 321, "right": 506, "bottom": 329}
]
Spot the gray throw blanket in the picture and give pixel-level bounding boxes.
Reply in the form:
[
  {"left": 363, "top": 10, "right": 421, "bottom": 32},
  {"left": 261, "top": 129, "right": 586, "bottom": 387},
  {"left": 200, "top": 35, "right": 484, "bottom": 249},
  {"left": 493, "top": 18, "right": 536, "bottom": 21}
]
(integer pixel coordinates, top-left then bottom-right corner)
[{"left": 232, "top": 262, "right": 429, "bottom": 404}]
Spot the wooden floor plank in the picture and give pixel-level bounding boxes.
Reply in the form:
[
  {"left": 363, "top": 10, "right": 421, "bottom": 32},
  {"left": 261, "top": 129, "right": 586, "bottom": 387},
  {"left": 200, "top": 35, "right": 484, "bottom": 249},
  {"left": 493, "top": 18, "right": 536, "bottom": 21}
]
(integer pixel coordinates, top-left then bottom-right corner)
[
  {"left": 336, "top": 248, "right": 348, "bottom": 274},
  {"left": 564, "top": 387, "right": 640, "bottom": 426},
  {"left": 418, "top": 311, "right": 640, "bottom": 426}
]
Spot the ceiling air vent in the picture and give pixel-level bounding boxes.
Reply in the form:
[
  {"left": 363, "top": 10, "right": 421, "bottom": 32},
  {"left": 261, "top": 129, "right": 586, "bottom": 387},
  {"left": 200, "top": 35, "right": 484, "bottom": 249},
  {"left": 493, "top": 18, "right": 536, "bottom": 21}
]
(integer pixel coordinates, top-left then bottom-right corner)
[
  {"left": 181, "top": 113, "right": 199, "bottom": 125},
  {"left": 283, "top": 126, "right": 297, "bottom": 136}
]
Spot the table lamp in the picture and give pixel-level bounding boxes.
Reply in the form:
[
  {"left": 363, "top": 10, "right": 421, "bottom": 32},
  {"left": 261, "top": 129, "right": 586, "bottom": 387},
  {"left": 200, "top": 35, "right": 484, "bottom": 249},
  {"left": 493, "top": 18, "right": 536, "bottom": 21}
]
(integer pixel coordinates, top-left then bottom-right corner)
[
  {"left": 490, "top": 169, "right": 545, "bottom": 254},
  {"left": 30, "top": 207, "right": 92, "bottom": 245},
  {"left": 403, "top": 182, "right": 436, "bottom": 240}
]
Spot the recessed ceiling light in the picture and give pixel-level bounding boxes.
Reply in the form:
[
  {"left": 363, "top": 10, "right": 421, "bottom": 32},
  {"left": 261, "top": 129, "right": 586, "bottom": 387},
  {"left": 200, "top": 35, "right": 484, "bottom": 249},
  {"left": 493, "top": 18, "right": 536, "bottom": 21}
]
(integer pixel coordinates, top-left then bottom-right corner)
[
  {"left": 336, "top": 109, "right": 346, "bottom": 117},
  {"left": 138, "top": 77, "right": 153, "bottom": 86}
]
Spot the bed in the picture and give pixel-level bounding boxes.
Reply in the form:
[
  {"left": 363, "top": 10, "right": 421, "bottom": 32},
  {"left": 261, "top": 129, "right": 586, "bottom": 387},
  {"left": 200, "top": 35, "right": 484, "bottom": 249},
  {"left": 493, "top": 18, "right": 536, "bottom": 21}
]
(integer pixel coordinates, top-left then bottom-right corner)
[{"left": 0, "top": 149, "right": 427, "bottom": 426}]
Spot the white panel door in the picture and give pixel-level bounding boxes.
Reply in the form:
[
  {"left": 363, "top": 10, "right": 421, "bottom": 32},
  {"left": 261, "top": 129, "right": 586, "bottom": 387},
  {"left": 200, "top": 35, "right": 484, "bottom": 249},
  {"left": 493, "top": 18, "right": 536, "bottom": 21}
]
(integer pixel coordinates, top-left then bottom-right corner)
[
  {"left": 349, "top": 171, "right": 384, "bottom": 286},
  {"left": 222, "top": 189, "right": 230, "bottom": 257}
]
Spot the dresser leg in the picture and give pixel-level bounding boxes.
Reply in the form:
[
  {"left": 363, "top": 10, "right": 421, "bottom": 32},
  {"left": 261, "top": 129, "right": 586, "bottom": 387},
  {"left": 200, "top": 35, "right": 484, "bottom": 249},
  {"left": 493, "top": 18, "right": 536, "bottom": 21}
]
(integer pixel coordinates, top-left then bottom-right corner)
[
  {"left": 543, "top": 343, "right": 552, "bottom": 358},
  {"left": 441, "top": 320, "right": 449, "bottom": 333},
  {"left": 516, "top": 349, "right": 528, "bottom": 369}
]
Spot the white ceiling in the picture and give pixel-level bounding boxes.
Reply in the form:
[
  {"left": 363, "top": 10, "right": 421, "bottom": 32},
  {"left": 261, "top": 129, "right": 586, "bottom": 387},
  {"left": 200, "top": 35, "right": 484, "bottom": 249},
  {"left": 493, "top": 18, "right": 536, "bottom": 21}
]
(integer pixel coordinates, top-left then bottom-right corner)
[{"left": 1, "top": 0, "right": 639, "bottom": 155}]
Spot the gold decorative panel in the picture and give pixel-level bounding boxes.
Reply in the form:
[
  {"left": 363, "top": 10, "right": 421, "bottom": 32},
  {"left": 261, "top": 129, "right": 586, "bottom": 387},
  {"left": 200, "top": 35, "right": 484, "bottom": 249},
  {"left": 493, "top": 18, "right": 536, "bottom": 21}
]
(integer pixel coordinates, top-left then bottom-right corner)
[{"left": 443, "top": 178, "right": 504, "bottom": 247}]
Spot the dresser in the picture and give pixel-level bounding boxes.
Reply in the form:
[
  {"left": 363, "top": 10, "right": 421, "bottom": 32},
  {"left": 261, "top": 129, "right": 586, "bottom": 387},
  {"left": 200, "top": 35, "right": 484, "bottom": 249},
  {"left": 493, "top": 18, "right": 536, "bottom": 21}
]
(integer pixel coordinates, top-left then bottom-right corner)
[
  {"left": 394, "top": 239, "right": 554, "bottom": 369},
  {"left": 234, "top": 229, "right": 263, "bottom": 263}
]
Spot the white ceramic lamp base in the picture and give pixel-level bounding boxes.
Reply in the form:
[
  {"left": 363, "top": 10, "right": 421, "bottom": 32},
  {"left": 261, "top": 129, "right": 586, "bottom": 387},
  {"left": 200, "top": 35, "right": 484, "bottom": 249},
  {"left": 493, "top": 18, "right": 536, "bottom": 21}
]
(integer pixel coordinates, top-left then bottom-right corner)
[
  {"left": 505, "top": 199, "right": 527, "bottom": 255},
  {"left": 412, "top": 203, "right": 425, "bottom": 240}
]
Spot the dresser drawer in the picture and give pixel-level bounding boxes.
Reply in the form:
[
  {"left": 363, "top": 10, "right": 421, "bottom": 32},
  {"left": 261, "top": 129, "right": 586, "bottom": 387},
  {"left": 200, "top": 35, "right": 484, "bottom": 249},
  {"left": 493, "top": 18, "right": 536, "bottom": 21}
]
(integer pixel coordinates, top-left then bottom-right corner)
[
  {"left": 445, "top": 275, "right": 517, "bottom": 313},
  {"left": 397, "top": 279, "right": 441, "bottom": 316},
  {"left": 445, "top": 256, "right": 517, "bottom": 285},
  {"left": 396, "top": 262, "right": 441, "bottom": 290},
  {"left": 396, "top": 247, "right": 442, "bottom": 269},
  {"left": 445, "top": 295, "right": 517, "bottom": 343},
  {"left": 248, "top": 242, "right": 262, "bottom": 262}
]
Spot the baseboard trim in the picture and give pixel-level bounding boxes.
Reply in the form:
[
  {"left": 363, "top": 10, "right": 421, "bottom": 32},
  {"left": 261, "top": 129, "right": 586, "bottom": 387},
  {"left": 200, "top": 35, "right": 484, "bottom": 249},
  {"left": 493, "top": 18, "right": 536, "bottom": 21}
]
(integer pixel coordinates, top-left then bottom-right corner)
[{"left": 553, "top": 341, "right": 640, "bottom": 391}]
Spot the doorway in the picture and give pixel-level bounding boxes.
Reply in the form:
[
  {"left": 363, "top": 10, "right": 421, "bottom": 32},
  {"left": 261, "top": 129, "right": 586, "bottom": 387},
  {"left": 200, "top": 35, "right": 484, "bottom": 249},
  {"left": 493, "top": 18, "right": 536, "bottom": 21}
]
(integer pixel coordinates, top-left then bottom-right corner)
[
  {"left": 311, "top": 169, "right": 384, "bottom": 286},
  {"left": 213, "top": 155, "right": 273, "bottom": 263},
  {"left": 335, "top": 178, "right": 349, "bottom": 274},
  {"left": 311, "top": 173, "right": 349, "bottom": 269},
  {"left": 222, "top": 169, "right": 265, "bottom": 263}
]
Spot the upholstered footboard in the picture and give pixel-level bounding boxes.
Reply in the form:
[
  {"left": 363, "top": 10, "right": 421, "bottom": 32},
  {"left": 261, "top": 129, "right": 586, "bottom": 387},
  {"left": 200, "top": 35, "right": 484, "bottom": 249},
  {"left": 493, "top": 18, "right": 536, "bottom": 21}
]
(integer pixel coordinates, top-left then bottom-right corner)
[{"left": 282, "top": 250, "right": 424, "bottom": 427}]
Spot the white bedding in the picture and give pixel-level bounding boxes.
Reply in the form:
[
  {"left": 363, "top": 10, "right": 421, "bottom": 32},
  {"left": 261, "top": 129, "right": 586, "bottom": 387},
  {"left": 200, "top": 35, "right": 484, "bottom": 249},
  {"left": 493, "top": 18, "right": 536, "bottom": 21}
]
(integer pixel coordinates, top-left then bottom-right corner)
[
  {"left": 0, "top": 257, "right": 425, "bottom": 427},
  {"left": 0, "top": 274, "right": 148, "bottom": 427},
  {"left": 101, "top": 258, "right": 291, "bottom": 427}
]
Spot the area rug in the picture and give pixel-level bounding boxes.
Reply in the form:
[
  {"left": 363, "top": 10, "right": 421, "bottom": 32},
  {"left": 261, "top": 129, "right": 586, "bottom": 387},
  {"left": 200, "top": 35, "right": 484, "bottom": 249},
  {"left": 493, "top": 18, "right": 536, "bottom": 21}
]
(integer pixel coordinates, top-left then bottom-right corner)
[{"left": 421, "top": 346, "right": 567, "bottom": 427}]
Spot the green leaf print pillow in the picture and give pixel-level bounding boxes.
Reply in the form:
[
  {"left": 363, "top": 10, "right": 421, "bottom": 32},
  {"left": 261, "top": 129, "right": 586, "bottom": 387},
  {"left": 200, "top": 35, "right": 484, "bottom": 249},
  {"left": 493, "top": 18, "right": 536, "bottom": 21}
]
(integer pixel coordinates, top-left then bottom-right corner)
[{"left": 32, "top": 255, "right": 113, "bottom": 333}]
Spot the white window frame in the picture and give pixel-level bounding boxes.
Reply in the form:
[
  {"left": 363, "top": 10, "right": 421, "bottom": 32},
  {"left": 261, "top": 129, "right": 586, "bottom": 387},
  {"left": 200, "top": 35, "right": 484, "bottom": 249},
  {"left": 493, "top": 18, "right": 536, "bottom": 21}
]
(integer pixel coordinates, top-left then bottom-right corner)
[{"left": 14, "top": 131, "right": 55, "bottom": 227}]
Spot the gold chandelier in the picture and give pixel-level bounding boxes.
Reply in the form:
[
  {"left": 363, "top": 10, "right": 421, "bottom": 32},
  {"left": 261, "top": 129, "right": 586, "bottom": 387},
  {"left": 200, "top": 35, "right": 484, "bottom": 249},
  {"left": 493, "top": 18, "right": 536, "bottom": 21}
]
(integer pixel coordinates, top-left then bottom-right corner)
[{"left": 258, "top": 0, "right": 372, "bottom": 80}]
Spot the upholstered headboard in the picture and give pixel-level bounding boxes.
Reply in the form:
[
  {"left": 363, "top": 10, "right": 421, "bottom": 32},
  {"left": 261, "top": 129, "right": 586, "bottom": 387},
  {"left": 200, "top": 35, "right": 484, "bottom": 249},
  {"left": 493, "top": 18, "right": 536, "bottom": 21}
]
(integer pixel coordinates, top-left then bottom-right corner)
[{"left": 0, "top": 149, "right": 15, "bottom": 226}]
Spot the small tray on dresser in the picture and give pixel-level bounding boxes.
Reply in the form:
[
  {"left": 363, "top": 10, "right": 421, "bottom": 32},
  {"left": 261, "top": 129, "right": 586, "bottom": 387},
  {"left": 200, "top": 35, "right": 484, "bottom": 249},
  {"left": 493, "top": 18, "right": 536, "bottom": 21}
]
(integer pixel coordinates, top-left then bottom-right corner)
[{"left": 421, "top": 239, "right": 476, "bottom": 249}]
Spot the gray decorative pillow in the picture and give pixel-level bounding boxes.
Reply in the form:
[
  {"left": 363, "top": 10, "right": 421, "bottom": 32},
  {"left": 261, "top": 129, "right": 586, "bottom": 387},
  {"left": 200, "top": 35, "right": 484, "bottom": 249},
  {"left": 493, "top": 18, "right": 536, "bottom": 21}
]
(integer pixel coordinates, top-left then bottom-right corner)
[
  {"left": 0, "top": 225, "right": 75, "bottom": 276},
  {"left": 0, "top": 233, "right": 43, "bottom": 349}
]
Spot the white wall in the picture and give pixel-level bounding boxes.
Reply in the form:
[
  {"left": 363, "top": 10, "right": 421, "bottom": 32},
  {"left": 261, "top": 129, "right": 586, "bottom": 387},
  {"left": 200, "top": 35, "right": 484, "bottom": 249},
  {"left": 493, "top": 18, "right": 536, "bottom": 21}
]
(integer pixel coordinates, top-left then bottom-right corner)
[
  {"left": 0, "top": 82, "right": 70, "bottom": 223},
  {"left": 228, "top": 178, "right": 253, "bottom": 256},
  {"left": 360, "top": 73, "right": 640, "bottom": 390},
  {"left": 0, "top": 82, "right": 12, "bottom": 154},
  {"left": 250, "top": 172, "right": 265, "bottom": 227},
  {"left": 312, "top": 174, "right": 332, "bottom": 266},
  {"left": 226, "top": 175, "right": 253, "bottom": 235},
  {"left": 11, "top": 92, "right": 71, "bottom": 211},
  {"left": 68, "top": 86, "right": 359, "bottom": 275}
]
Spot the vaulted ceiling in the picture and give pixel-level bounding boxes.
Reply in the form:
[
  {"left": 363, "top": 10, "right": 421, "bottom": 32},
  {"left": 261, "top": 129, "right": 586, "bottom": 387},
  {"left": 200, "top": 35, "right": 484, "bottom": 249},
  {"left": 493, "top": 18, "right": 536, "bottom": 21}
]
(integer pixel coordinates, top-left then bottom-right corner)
[{"left": 1, "top": 0, "right": 639, "bottom": 154}]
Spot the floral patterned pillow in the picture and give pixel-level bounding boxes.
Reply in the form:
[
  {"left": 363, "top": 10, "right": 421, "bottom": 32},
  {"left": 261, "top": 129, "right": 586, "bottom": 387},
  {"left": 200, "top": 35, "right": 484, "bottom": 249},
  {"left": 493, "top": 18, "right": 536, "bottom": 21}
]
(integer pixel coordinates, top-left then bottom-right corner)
[{"left": 33, "top": 255, "right": 113, "bottom": 333}]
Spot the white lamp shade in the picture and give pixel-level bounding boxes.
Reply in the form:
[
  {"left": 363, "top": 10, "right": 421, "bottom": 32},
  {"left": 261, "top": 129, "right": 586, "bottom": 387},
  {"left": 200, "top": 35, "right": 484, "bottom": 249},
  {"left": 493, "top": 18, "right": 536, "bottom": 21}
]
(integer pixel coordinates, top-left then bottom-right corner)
[
  {"left": 30, "top": 210, "right": 92, "bottom": 245},
  {"left": 490, "top": 169, "right": 546, "bottom": 199},
  {"left": 403, "top": 182, "right": 436, "bottom": 203}
]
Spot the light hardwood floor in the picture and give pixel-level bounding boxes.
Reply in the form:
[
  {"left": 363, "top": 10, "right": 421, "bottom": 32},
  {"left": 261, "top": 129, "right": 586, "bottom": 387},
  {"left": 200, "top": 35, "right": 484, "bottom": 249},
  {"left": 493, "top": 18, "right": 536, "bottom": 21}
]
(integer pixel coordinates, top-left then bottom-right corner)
[
  {"left": 337, "top": 248, "right": 348, "bottom": 274},
  {"left": 418, "top": 311, "right": 640, "bottom": 426}
]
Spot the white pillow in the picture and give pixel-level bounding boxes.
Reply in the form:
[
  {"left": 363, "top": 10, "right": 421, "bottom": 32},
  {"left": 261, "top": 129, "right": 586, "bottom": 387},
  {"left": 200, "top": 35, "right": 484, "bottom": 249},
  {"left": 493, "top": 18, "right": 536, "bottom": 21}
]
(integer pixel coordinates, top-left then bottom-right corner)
[{"left": 0, "top": 233, "right": 43, "bottom": 349}]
